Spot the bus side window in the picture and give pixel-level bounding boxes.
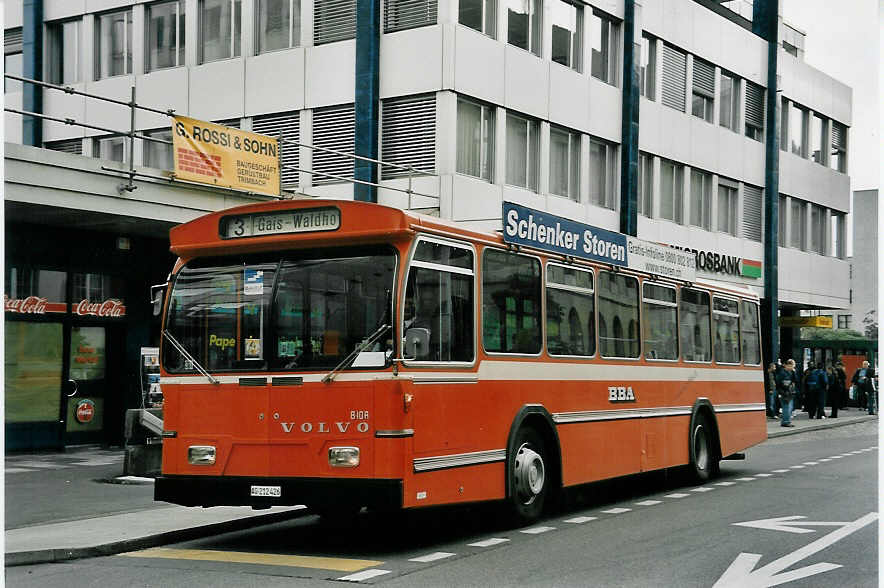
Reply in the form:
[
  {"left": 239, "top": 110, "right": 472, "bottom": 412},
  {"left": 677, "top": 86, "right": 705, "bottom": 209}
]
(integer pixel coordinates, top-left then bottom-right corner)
[
  {"left": 712, "top": 297, "right": 741, "bottom": 364},
  {"left": 740, "top": 301, "right": 761, "bottom": 365},
  {"left": 546, "top": 264, "right": 595, "bottom": 357},
  {"left": 598, "top": 271, "right": 640, "bottom": 358},
  {"left": 642, "top": 282, "right": 678, "bottom": 360},
  {"left": 482, "top": 249, "right": 541, "bottom": 354},
  {"left": 680, "top": 288, "right": 711, "bottom": 362}
]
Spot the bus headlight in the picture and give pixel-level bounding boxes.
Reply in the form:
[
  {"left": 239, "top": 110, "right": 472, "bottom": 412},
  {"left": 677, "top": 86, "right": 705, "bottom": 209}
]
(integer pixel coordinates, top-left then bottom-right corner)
[
  {"left": 188, "top": 445, "right": 216, "bottom": 465},
  {"left": 328, "top": 447, "right": 360, "bottom": 468}
]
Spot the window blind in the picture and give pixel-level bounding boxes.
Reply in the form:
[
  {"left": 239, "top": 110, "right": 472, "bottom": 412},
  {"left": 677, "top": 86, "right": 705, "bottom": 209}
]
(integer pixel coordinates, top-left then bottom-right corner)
[
  {"left": 831, "top": 122, "right": 845, "bottom": 148},
  {"left": 692, "top": 58, "right": 714, "bottom": 97},
  {"left": 312, "top": 104, "right": 355, "bottom": 184},
  {"left": 314, "top": 0, "right": 357, "bottom": 44},
  {"left": 384, "top": 0, "right": 437, "bottom": 33},
  {"left": 381, "top": 94, "right": 435, "bottom": 179},
  {"left": 661, "top": 44, "right": 686, "bottom": 112},
  {"left": 742, "top": 184, "right": 763, "bottom": 242},
  {"left": 745, "top": 82, "right": 764, "bottom": 129},
  {"left": 45, "top": 138, "right": 83, "bottom": 155},
  {"left": 5, "top": 28, "right": 23, "bottom": 53},
  {"left": 252, "top": 111, "right": 300, "bottom": 187}
]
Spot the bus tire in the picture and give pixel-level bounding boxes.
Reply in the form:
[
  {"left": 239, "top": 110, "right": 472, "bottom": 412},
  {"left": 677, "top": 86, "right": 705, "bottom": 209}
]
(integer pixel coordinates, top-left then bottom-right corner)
[
  {"left": 507, "top": 427, "right": 548, "bottom": 525},
  {"left": 689, "top": 412, "right": 720, "bottom": 482}
]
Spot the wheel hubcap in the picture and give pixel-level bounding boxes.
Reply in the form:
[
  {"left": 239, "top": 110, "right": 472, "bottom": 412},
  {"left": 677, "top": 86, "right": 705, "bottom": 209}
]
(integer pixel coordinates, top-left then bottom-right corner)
[
  {"left": 513, "top": 443, "right": 545, "bottom": 505},
  {"left": 693, "top": 424, "right": 708, "bottom": 471}
]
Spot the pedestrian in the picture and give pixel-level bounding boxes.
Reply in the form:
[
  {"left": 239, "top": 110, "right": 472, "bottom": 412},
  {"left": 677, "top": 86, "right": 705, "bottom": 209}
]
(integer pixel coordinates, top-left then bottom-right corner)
[
  {"left": 777, "top": 359, "right": 799, "bottom": 427},
  {"left": 851, "top": 360, "right": 877, "bottom": 415},
  {"left": 835, "top": 361, "right": 848, "bottom": 409},
  {"left": 808, "top": 363, "right": 828, "bottom": 419},
  {"left": 826, "top": 365, "right": 839, "bottom": 418},
  {"left": 766, "top": 363, "right": 778, "bottom": 418},
  {"left": 803, "top": 362, "right": 817, "bottom": 417}
]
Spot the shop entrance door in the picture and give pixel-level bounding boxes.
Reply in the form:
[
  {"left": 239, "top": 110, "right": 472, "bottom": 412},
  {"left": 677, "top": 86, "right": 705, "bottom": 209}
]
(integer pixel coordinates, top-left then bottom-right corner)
[{"left": 64, "top": 324, "right": 122, "bottom": 445}]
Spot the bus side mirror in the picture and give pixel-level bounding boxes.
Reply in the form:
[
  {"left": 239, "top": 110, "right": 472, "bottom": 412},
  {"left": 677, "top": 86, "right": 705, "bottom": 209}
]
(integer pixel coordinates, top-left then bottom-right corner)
[
  {"left": 150, "top": 283, "right": 167, "bottom": 317},
  {"left": 404, "top": 328, "right": 430, "bottom": 360}
]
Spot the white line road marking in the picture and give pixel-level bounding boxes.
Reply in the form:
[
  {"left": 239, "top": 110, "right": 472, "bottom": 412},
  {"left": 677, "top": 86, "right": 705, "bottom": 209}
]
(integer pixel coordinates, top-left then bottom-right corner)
[
  {"left": 563, "top": 516, "right": 597, "bottom": 524},
  {"left": 4, "top": 468, "right": 32, "bottom": 474},
  {"left": 691, "top": 487, "right": 714, "bottom": 492},
  {"left": 754, "top": 473, "right": 772, "bottom": 477},
  {"left": 338, "top": 569, "right": 392, "bottom": 582},
  {"left": 715, "top": 513, "right": 878, "bottom": 587},
  {"left": 772, "top": 469, "right": 790, "bottom": 473},
  {"left": 736, "top": 478, "right": 756, "bottom": 482},
  {"left": 520, "top": 526, "right": 556, "bottom": 535},
  {"left": 665, "top": 493, "right": 690, "bottom": 498},
  {"left": 601, "top": 508, "right": 632, "bottom": 514},
  {"left": 802, "top": 462, "right": 819, "bottom": 465},
  {"left": 790, "top": 465, "right": 805, "bottom": 469},
  {"left": 635, "top": 500, "right": 662, "bottom": 506},
  {"left": 408, "top": 552, "right": 455, "bottom": 563},
  {"left": 819, "top": 458, "right": 831, "bottom": 462},
  {"left": 714, "top": 482, "right": 736, "bottom": 486},
  {"left": 468, "top": 538, "right": 509, "bottom": 547},
  {"left": 829, "top": 456, "right": 843, "bottom": 459},
  {"left": 8, "top": 461, "right": 69, "bottom": 469}
]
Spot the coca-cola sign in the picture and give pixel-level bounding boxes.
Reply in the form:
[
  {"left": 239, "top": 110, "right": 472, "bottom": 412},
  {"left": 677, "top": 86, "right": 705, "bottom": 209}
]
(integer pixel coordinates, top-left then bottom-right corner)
[
  {"left": 75, "top": 299, "right": 126, "bottom": 318},
  {"left": 4, "top": 295, "right": 67, "bottom": 314}
]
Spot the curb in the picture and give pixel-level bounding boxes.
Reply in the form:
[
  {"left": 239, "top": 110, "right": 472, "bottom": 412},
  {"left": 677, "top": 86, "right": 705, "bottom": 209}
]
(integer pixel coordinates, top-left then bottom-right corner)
[
  {"left": 767, "top": 414, "right": 877, "bottom": 438},
  {"left": 5, "top": 507, "right": 310, "bottom": 567}
]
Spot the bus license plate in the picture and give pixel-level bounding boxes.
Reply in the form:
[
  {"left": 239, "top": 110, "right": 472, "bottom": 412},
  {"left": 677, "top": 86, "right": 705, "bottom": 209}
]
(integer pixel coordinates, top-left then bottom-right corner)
[{"left": 250, "top": 485, "right": 281, "bottom": 498}]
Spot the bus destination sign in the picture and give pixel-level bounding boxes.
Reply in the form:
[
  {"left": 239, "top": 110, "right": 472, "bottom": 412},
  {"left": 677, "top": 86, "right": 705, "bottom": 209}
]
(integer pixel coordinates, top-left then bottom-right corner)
[
  {"left": 502, "top": 202, "right": 696, "bottom": 281},
  {"left": 222, "top": 207, "right": 341, "bottom": 239}
]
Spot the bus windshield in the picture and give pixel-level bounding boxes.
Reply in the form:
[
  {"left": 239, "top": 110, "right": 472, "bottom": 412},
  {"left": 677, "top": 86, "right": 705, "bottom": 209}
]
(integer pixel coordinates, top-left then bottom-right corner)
[{"left": 163, "top": 246, "right": 396, "bottom": 373}]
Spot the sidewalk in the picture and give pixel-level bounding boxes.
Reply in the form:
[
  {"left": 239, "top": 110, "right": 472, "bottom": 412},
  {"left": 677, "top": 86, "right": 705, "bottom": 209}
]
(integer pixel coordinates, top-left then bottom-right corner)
[{"left": 5, "top": 410, "right": 877, "bottom": 567}]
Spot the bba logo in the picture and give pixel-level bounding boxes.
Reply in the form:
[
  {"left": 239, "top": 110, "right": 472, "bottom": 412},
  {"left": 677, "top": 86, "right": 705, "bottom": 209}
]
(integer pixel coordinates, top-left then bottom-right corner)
[
  {"left": 75, "top": 399, "right": 96, "bottom": 424},
  {"left": 608, "top": 386, "right": 636, "bottom": 403}
]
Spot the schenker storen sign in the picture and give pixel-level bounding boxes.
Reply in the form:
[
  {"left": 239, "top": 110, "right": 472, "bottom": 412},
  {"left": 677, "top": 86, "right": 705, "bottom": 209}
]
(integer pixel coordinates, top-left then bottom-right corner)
[{"left": 502, "top": 202, "right": 696, "bottom": 282}]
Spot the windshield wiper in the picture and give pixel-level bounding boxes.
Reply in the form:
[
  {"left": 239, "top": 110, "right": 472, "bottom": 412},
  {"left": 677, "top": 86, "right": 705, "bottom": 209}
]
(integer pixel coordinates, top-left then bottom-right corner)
[
  {"left": 322, "top": 323, "right": 390, "bottom": 384},
  {"left": 163, "top": 331, "right": 220, "bottom": 385}
]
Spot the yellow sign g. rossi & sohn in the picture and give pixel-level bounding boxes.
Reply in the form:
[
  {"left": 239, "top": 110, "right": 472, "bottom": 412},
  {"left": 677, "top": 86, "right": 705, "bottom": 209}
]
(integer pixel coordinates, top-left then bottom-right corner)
[
  {"left": 778, "top": 316, "right": 834, "bottom": 328},
  {"left": 172, "top": 116, "right": 280, "bottom": 196}
]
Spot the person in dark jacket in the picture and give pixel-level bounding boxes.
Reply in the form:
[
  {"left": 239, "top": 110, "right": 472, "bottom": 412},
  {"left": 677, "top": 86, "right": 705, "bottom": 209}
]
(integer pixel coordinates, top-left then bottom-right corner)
[
  {"left": 806, "top": 363, "right": 828, "bottom": 419},
  {"left": 766, "top": 363, "right": 779, "bottom": 418},
  {"left": 777, "top": 359, "right": 799, "bottom": 427},
  {"left": 851, "top": 361, "right": 877, "bottom": 415},
  {"left": 826, "top": 365, "right": 840, "bottom": 418}
]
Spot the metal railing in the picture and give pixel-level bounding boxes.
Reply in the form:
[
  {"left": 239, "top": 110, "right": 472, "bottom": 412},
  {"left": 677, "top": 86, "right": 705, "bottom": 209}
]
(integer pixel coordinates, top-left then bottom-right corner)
[{"left": 4, "top": 73, "right": 440, "bottom": 208}]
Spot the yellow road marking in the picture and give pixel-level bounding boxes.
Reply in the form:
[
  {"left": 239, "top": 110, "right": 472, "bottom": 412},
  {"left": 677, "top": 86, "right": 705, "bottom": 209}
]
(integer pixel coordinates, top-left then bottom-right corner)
[{"left": 121, "top": 547, "right": 382, "bottom": 572}]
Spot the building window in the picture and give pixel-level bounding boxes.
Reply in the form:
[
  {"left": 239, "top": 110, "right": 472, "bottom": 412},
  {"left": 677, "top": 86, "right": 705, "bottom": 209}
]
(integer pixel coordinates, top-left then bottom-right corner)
[
  {"left": 94, "top": 135, "right": 130, "bottom": 163},
  {"left": 505, "top": 113, "right": 539, "bottom": 191},
  {"left": 381, "top": 94, "right": 436, "bottom": 179},
  {"left": 691, "top": 57, "right": 714, "bottom": 122},
  {"left": 639, "top": 33, "right": 655, "bottom": 100},
  {"left": 549, "top": 0, "right": 581, "bottom": 71},
  {"left": 45, "top": 138, "right": 83, "bottom": 155},
  {"left": 689, "top": 169, "right": 711, "bottom": 230},
  {"left": 811, "top": 113, "right": 825, "bottom": 164},
  {"left": 4, "top": 28, "right": 23, "bottom": 93},
  {"left": 789, "top": 198, "right": 806, "bottom": 250},
  {"left": 549, "top": 125, "right": 579, "bottom": 200},
  {"left": 257, "top": 0, "right": 300, "bottom": 53},
  {"left": 831, "top": 212, "right": 844, "bottom": 258},
  {"left": 830, "top": 122, "right": 847, "bottom": 172},
  {"left": 506, "top": 0, "right": 541, "bottom": 56},
  {"left": 314, "top": 0, "right": 356, "bottom": 44},
  {"left": 779, "top": 97, "right": 788, "bottom": 152},
  {"left": 199, "top": 0, "right": 241, "bottom": 63},
  {"left": 777, "top": 194, "right": 786, "bottom": 246},
  {"left": 147, "top": 1, "right": 185, "bottom": 71},
  {"left": 717, "top": 180, "right": 737, "bottom": 236},
  {"left": 459, "top": 0, "right": 496, "bottom": 37},
  {"left": 385, "top": 0, "right": 437, "bottom": 33},
  {"left": 719, "top": 71, "right": 739, "bottom": 132},
  {"left": 659, "top": 159, "right": 683, "bottom": 223},
  {"left": 94, "top": 10, "right": 133, "bottom": 80},
  {"left": 312, "top": 104, "right": 354, "bottom": 184},
  {"left": 744, "top": 82, "right": 764, "bottom": 141},
  {"left": 143, "top": 129, "right": 173, "bottom": 169},
  {"left": 742, "top": 184, "right": 763, "bottom": 242},
  {"left": 589, "top": 9, "right": 617, "bottom": 84},
  {"left": 589, "top": 137, "right": 616, "bottom": 209},
  {"left": 838, "top": 315, "right": 851, "bottom": 330},
  {"left": 783, "top": 41, "right": 798, "bottom": 57},
  {"left": 637, "top": 152, "right": 652, "bottom": 217},
  {"left": 456, "top": 97, "right": 494, "bottom": 181},
  {"left": 47, "top": 20, "right": 81, "bottom": 84},
  {"left": 789, "top": 102, "right": 807, "bottom": 157},
  {"left": 810, "top": 204, "right": 825, "bottom": 254},
  {"left": 660, "top": 43, "right": 686, "bottom": 112}
]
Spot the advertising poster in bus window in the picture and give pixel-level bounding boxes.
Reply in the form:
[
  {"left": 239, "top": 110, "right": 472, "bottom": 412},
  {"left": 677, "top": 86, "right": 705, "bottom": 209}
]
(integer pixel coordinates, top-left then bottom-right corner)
[{"left": 172, "top": 116, "right": 280, "bottom": 197}]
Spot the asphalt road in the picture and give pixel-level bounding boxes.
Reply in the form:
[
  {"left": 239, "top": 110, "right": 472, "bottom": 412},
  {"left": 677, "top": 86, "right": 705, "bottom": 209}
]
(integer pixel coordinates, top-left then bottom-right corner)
[{"left": 6, "top": 421, "right": 878, "bottom": 587}]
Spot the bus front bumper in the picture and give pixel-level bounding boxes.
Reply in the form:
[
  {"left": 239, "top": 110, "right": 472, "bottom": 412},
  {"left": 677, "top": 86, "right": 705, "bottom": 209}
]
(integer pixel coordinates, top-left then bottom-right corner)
[{"left": 155, "top": 475, "right": 403, "bottom": 510}]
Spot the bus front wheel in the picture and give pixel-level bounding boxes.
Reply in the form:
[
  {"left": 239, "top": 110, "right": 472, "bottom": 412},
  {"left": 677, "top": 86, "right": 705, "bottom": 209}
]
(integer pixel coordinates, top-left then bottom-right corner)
[
  {"left": 689, "top": 413, "right": 720, "bottom": 482},
  {"left": 507, "top": 427, "right": 548, "bottom": 525}
]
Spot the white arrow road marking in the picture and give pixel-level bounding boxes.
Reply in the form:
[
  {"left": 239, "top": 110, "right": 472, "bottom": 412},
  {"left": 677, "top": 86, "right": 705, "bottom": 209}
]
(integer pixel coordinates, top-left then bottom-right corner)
[
  {"left": 733, "top": 515, "right": 850, "bottom": 534},
  {"left": 714, "top": 513, "right": 878, "bottom": 588}
]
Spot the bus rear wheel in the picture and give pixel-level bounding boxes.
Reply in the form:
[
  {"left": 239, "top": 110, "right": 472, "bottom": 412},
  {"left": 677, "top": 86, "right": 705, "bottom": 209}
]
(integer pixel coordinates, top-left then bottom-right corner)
[
  {"left": 507, "top": 428, "right": 548, "bottom": 525},
  {"left": 689, "top": 413, "right": 720, "bottom": 482}
]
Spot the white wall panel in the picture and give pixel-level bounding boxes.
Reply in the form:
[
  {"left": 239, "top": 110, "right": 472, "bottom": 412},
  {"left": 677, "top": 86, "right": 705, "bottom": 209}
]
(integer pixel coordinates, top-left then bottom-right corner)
[
  {"left": 778, "top": 247, "right": 850, "bottom": 307},
  {"left": 246, "top": 49, "right": 306, "bottom": 116},
  {"left": 504, "top": 46, "right": 548, "bottom": 119},
  {"left": 189, "top": 59, "right": 245, "bottom": 120},
  {"left": 549, "top": 65, "right": 589, "bottom": 132},
  {"left": 450, "top": 173, "right": 502, "bottom": 220},
  {"left": 688, "top": 117, "right": 719, "bottom": 172},
  {"left": 587, "top": 79, "right": 621, "bottom": 142},
  {"left": 381, "top": 26, "right": 444, "bottom": 98},
  {"left": 137, "top": 67, "right": 189, "bottom": 129},
  {"left": 85, "top": 76, "right": 134, "bottom": 136},
  {"left": 5, "top": 92, "right": 23, "bottom": 144},
  {"left": 305, "top": 42, "right": 355, "bottom": 108},
  {"left": 44, "top": 1, "right": 86, "bottom": 21},
  {"left": 452, "top": 26, "right": 505, "bottom": 104}
]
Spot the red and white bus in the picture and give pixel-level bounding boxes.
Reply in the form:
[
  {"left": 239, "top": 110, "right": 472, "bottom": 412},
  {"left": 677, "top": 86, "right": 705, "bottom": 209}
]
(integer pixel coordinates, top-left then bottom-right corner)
[{"left": 154, "top": 198, "right": 767, "bottom": 523}]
